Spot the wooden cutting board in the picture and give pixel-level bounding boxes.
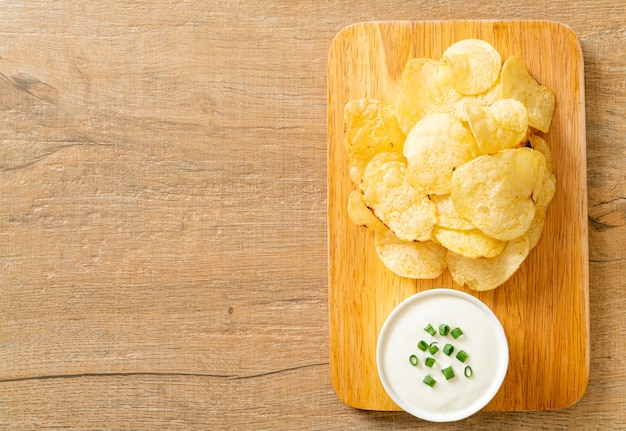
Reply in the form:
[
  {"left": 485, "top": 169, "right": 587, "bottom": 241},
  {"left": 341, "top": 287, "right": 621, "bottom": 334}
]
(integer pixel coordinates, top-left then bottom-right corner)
[{"left": 327, "top": 21, "right": 588, "bottom": 412}]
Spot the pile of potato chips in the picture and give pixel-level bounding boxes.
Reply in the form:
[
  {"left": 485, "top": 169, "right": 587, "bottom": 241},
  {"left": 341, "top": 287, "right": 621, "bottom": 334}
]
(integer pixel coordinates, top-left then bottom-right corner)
[{"left": 344, "top": 39, "right": 556, "bottom": 291}]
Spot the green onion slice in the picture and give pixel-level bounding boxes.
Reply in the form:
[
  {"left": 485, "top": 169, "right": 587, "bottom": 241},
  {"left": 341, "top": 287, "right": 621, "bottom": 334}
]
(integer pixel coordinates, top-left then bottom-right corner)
[
  {"left": 428, "top": 342, "right": 439, "bottom": 355},
  {"left": 464, "top": 365, "right": 473, "bottom": 378},
  {"left": 456, "top": 350, "right": 468, "bottom": 363},
  {"left": 443, "top": 343, "right": 454, "bottom": 356},
  {"left": 424, "top": 323, "right": 436, "bottom": 336},
  {"left": 417, "top": 340, "right": 429, "bottom": 351},
  {"left": 438, "top": 324, "right": 450, "bottom": 336},
  {"left": 409, "top": 354, "right": 418, "bottom": 366},
  {"left": 451, "top": 327, "right": 464, "bottom": 339},
  {"left": 423, "top": 375, "right": 436, "bottom": 387},
  {"left": 425, "top": 357, "right": 435, "bottom": 367},
  {"left": 442, "top": 366, "right": 455, "bottom": 380}
]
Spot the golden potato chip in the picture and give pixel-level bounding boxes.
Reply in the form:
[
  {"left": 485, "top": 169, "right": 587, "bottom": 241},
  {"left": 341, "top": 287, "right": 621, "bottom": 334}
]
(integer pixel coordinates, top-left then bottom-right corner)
[
  {"left": 374, "top": 228, "right": 447, "bottom": 279},
  {"left": 396, "top": 58, "right": 460, "bottom": 134},
  {"left": 360, "top": 153, "right": 437, "bottom": 241},
  {"left": 466, "top": 98, "right": 529, "bottom": 154},
  {"left": 431, "top": 194, "right": 475, "bottom": 231},
  {"left": 454, "top": 81, "right": 503, "bottom": 123},
  {"left": 501, "top": 56, "right": 556, "bottom": 132},
  {"left": 447, "top": 234, "right": 531, "bottom": 291},
  {"left": 344, "top": 98, "right": 379, "bottom": 146},
  {"left": 433, "top": 226, "right": 506, "bottom": 259},
  {"left": 403, "top": 113, "right": 479, "bottom": 195},
  {"left": 533, "top": 165, "right": 556, "bottom": 211},
  {"left": 372, "top": 103, "right": 406, "bottom": 146},
  {"left": 344, "top": 99, "right": 405, "bottom": 183},
  {"left": 527, "top": 206, "right": 547, "bottom": 250},
  {"left": 451, "top": 148, "right": 549, "bottom": 241},
  {"left": 442, "top": 39, "right": 502, "bottom": 96},
  {"left": 475, "top": 79, "right": 503, "bottom": 105},
  {"left": 347, "top": 189, "right": 385, "bottom": 231},
  {"left": 528, "top": 133, "right": 553, "bottom": 173},
  {"left": 520, "top": 141, "right": 556, "bottom": 211}
]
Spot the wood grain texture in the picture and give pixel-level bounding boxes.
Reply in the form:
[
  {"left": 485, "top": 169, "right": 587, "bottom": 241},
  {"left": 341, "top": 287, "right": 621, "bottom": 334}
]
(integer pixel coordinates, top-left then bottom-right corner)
[
  {"left": 0, "top": 1, "right": 624, "bottom": 429},
  {"left": 328, "top": 20, "right": 589, "bottom": 412}
]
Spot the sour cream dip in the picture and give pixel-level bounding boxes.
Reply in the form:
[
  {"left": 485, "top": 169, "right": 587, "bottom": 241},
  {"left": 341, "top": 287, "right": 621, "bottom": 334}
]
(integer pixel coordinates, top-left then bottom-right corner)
[{"left": 377, "top": 289, "right": 509, "bottom": 422}]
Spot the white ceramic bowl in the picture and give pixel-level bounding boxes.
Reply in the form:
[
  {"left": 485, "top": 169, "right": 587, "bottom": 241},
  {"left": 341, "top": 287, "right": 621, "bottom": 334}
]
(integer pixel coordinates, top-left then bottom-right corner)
[{"left": 376, "top": 288, "right": 509, "bottom": 422}]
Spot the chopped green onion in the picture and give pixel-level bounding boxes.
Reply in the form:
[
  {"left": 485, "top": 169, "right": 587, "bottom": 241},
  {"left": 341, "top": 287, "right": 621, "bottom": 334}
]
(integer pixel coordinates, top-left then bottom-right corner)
[
  {"left": 423, "top": 375, "right": 436, "bottom": 387},
  {"left": 464, "top": 365, "right": 473, "bottom": 378},
  {"left": 428, "top": 342, "right": 439, "bottom": 355},
  {"left": 417, "top": 340, "right": 429, "bottom": 351},
  {"left": 438, "top": 324, "right": 450, "bottom": 336},
  {"left": 442, "top": 366, "right": 455, "bottom": 380},
  {"left": 456, "top": 350, "right": 468, "bottom": 363},
  {"left": 451, "top": 327, "right": 463, "bottom": 339},
  {"left": 443, "top": 343, "right": 454, "bottom": 356},
  {"left": 424, "top": 323, "right": 436, "bottom": 336},
  {"left": 409, "top": 354, "right": 418, "bottom": 366},
  {"left": 425, "top": 357, "right": 435, "bottom": 367}
]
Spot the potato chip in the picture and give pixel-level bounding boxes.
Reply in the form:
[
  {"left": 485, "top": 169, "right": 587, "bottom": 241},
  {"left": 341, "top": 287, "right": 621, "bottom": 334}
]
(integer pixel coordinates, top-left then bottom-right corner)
[
  {"left": 431, "top": 194, "right": 475, "bottom": 231},
  {"left": 403, "top": 113, "right": 479, "bottom": 195},
  {"left": 513, "top": 139, "right": 556, "bottom": 211},
  {"left": 501, "top": 56, "right": 556, "bottom": 132},
  {"left": 344, "top": 99, "right": 405, "bottom": 183},
  {"left": 344, "top": 98, "right": 379, "bottom": 146},
  {"left": 442, "top": 39, "right": 502, "bottom": 96},
  {"left": 372, "top": 103, "right": 406, "bottom": 146},
  {"left": 453, "top": 96, "right": 480, "bottom": 123},
  {"left": 433, "top": 226, "right": 506, "bottom": 259},
  {"left": 447, "top": 234, "right": 531, "bottom": 291},
  {"left": 528, "top": 133, "right": 553, "bottom": 173},
  {"left": 475, "top": 78, "right": 503, "bottom": 105},
  {"left": 454, "top": 82, "right": 503, "bottom": 122},
  {"left": 466, "top": 98, "right": 529, "bottom": 154},
  {"left": 533, "top": 165, "right": 556, "bottom": 211},
  {"left": 527, "top": 206, "right": 547, "bottom": 250},
  {"left": 347, "top": 189, "right": 385, "bottom": 231},
  {"left": 374, "top": 228, "right": 447, "bottom": 279},
  {"left": 360, "top": 153, "right": 437, "bottom": 241},
  {"left": 396, "top": 58, "right": 460, "bottom": 134},
  {"left": 451, "top": 148, "right": 549, "bottom": 241}
]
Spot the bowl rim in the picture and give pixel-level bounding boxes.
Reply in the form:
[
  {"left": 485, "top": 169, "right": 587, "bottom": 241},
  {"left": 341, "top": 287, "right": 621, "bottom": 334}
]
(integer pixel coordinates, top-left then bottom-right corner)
[{"left": 376, "top": 288, "right": 509, "bottom": 422}]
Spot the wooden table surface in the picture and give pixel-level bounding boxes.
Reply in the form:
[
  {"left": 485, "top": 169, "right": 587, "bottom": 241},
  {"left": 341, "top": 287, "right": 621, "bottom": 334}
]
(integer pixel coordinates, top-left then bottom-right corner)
[{"left": 0, "top": 1, "right": 623, "bottom": 429}]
